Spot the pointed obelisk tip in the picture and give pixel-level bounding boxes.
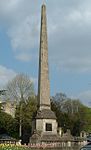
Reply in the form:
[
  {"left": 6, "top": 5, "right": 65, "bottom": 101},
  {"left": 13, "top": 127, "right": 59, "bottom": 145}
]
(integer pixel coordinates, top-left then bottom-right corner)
[
  {"left": 43, "top": 0, "right": 45, "bottom": 4},
  {"left": 42, "top": 0, "right": 46, "bottom": 7}
]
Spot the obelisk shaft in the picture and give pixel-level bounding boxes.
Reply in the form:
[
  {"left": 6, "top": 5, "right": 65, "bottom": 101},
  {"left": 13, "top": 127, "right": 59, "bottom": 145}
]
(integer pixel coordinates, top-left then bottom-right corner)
[{"left": 38, "top": 4, "right": 50, "bottom": 110}]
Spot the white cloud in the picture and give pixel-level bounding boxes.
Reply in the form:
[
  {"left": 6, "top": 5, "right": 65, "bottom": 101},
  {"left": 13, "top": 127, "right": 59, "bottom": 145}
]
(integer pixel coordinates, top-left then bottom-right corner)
[
  {"left": 68, "top": 90, "right": 91, "bottom": 107},
  {"left": 0, "top": 65, "right": 38, "bottom": 93},
  {"left": 48, "top": 1, "right": 91, "bottom": 73},
  {"left": 0, "top": 0, "right": 40, "bottom": 61},
  {"left": 55, "top": 58, "right": 91, "bottom": 73},
  {"left": 0, "top": 0, "right": 91, "bottom": 73},
  {"left": 78, "top": 90, "right": 91, "bottom": 106},
  {"left": 8, "top": 16, "right": 39, "bottom": 51},
  {"left": 15, "top": 52, "right": 31, "bottom": 62},
  {"left": 0, "top": 65, "right": 16, "bottom": 88}
]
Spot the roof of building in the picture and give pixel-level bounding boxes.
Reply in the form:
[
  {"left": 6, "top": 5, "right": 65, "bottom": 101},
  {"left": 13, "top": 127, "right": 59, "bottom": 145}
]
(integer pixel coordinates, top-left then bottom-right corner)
[{"left": 0, "top": 134, "right": 16, "bottom": 141}]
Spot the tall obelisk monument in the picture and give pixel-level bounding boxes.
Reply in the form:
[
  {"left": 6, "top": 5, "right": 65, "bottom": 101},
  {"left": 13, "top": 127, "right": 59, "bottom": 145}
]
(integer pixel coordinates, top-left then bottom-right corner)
[
  {"left": 36, "top": 2, "right": 57, "bottom": 135},
  {"left": 30, "top": 3, "right": 59, "bottom": 143},
  {"left": 38, "top": 3, "right": 50, "bottom": 110}
]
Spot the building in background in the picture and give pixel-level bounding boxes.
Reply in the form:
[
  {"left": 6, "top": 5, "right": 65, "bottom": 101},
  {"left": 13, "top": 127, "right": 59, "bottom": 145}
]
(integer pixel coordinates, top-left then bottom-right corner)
[{"left": 0, "top": 100, "right": 16, "bottom": 118}]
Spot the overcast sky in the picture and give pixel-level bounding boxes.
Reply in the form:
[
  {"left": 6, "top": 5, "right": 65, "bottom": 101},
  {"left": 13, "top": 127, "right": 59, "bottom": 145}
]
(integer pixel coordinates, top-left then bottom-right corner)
[{"left": 0, "top": 0, "right": 91, "bottom": 106}]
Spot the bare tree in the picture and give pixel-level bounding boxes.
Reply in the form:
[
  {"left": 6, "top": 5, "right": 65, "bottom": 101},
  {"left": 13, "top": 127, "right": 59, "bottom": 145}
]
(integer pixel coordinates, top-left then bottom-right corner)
[
  {"left": 6, "top": 74, "right": 34, "bottom": 102},
  {"left": 5, "top": 73, "right": 35, "bottom": 138}
]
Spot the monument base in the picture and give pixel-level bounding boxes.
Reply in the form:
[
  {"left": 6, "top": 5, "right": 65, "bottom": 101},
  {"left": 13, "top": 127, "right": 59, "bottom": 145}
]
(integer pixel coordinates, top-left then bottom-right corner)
[
  {"left": 30, "top": 109, "right": 61, "bottom": 144},
  {"left": 30, "top": 131, "right": 61, "bottom": 144}
]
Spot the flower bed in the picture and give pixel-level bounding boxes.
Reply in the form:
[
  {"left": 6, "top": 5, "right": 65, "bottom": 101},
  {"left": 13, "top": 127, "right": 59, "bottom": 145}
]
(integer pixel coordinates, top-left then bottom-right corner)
[{"left": 0, "top": 144, "right": 31, "bottom": 150}]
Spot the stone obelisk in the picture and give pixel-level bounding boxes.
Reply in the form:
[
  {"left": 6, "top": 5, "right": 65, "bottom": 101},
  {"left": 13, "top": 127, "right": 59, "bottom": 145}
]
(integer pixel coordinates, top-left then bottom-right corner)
[
  {"left": 38, "top": 4, "right": 50, "bottom": 111},
  {"left": 36, "top": 4, "right": 57, "bottom": 134},
  {"left": 30, "top": 3, "right": 60, "bottom": 144}
]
